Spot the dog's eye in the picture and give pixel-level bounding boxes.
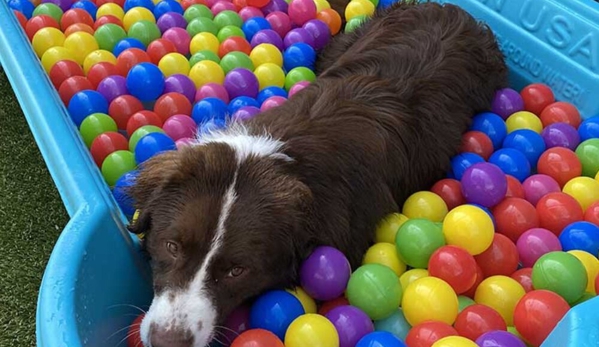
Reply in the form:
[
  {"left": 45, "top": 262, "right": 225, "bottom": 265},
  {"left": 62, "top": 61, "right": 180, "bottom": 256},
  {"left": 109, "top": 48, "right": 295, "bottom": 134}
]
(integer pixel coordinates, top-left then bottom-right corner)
[
  {"left": 165, "top": 241, "right": 179, "bottom": 257},
  {"left": 226, "top": 266, "right": 245, "bottom": 278}
]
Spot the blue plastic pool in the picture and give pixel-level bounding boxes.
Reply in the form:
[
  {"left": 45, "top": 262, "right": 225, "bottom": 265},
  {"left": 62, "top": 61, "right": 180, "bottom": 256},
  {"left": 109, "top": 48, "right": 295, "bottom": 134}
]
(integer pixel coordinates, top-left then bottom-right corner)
[{"left": 0, "top": 0, "right": 599, "bottom": 346}]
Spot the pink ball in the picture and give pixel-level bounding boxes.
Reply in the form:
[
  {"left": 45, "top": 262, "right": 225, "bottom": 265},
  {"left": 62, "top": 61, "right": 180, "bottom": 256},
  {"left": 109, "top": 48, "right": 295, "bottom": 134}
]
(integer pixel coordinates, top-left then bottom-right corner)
[
  {"left": 239, "top": 6, "right": 264, "bottom": 21},
  {"left": 516, "top": 228, "right": 562, "bottom": 267},
  {"left": 288, "top": 80, "right": 311, "bottom": 98},
  {"left": 522, "top": 174, "right": 561, "bottom": 206},
  {"left": 162, "top": 27, "right": 191, "bottom": 56},
  {"left": 211, "top": 0, "right": 237, "bottom": 15},
  {"left": 195, "top": 83, "right": 230, "bottom": 103},
  {"left": 163, "top": 114, "right": 198, "bottom": 141},
  {"left": 260, "top": 96, "right": 287, "bottom": 111},
  {"left": 266, "top": 11, "right": 292, "bottom": 38},
  {"left": 288, "top": 0, "right": 316, "bottom": 26},
  {"left": 175, "top": 137, "right": 195, "bottom": 149}
]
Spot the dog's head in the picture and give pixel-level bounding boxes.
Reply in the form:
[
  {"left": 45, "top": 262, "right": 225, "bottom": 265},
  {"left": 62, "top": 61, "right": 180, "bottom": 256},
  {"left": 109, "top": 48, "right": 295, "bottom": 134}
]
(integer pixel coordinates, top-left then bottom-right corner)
[{"left": 128, "top": 130, "right": 312, "bottom": 347}]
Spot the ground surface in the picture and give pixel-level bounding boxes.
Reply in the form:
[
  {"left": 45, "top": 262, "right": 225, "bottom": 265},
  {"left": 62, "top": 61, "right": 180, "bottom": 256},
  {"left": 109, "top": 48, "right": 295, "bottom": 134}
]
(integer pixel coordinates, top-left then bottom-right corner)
[{"left": 0, "top": 67, "right": 69, "bottom": 346}]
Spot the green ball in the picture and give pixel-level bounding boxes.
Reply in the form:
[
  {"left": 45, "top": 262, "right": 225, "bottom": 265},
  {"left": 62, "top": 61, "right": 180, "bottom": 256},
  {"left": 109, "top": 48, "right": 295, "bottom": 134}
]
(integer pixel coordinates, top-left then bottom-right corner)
[
  {"left": 458, "top": 295, "right": 475, "bottom": 313},
  {"left": 213, "top": 10, "right": 243, "bottom": 29},
  {"left": 190, "top": 50, "right": 221, "bottom": 66},
  {"left": 395, "top": 219, "right": 445, "bottom": 268},
  {"left": 217, "top": 25, "right": 246, "bottom": 42},
  {"left": 187, "top": 17, "right": 219, "bottom": 37},
  {"left": 101, "top": 150, "right": 137, "bottom": 187},
  {"left": 345, "top": 15, "right": 367, "bottom": 33},
  {"left": 79, "top": 113, "right": 118, "bottom": 148},
  {"left": 94, "top": 24, "right": 127, "bottom": 52},
  {"left": 184, "top": 4, "right": 214, "bottom": 22},
  {"left": 220, "top": 52, "right": 254, "bottom": 73},
  {"left": 127, "top": 20, "right": 162, "bottom": 47},
  {"left": 575, "top": 138, "right": 599, "bottom": 177},
  {"left": 284, "top": 67, "right": 316, "bottom": 91},
  {"left": 346, "top": 263, "right": 402, "bottom": 320},
  {"left": 33, "top": 3, "right": 63, "bottom": 23},
  {"left": 532, "top": 251, "right": 587, "bottom": 304},
  {"left": 129, "top": 125, "right": 165, "bottom": 152}
]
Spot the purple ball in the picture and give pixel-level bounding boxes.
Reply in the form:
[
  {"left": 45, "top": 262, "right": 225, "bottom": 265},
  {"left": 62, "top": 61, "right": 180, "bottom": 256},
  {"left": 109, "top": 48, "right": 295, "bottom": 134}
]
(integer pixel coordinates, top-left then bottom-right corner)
[
  {"left": 251, "top": 29, "right": 285, "bottom": 50},
  {"left": 325, "top": 305, "right": 374, "bottom": 347},
  {"left": 302, "top": 19, "right": 330, "bottom": 50},
  {"left": 476, "top": 330, "right": 527, "bottom": 347},
  {"left": 299, "top": 246, "right": 351, "bottom": 301},
  {"left": 261, "top": 0, "right": 288, "bottom": 15},
  {"left": 224, "top": 68, "right": 260, "bottom": 99},
  {"left": 491, "top": 88, "right": 524, "bottom": 120},
  {"left": 232, "top": 106, "right": 261, "bottom": 121},
  {"left": 164, "top": 74, "right": 196, "bottom": 104},
  {"left": 156, "top": 12, "right": 187, "bottom": 32},
  {"left": 97, "top": 75, "right": 128, "bottom": 103},
  {"left": 541, "top": 122, "right": 581, "bottom": 150},
  {"left": 522, "top": 174, "right": 560, "bottom": 206},
  {"left": 283, "top": 27, "right": 315, "bottom": 48},
  {"left": 460, "top": 162, "right": 508, "bottom": 208},
  {"left": 42, "top": 0, "right": 72, "bottom": 12},
  {"left": 516, "top": 228, "right": 562, "bottom": 268}
]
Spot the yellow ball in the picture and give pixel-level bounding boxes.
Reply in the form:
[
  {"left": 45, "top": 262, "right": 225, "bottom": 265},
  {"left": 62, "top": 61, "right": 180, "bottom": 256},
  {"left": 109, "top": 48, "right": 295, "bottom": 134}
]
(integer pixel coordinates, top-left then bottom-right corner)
[
  {"left": 505, "top": 111, "right": 543, "bottom": 134},
  {"left": 189, "top": 60, "right": 225, "bottom": 87},
  {"left": 96, "top": 3, "right": 125, "bottom": 20},
  {"left": 474, "top": 275, "right": 525, "bottom": 326},
  {"left": 568, "top": 250, "right": 599, "bottom": 294},
  {"left": 344, "top": 0, "right": 375, "bottom": 21},
  {"left": 64, "top": 32, "right": 99, "bottom": 66},
  {"left": 595, "top": 170, "right": 599, "bottom": 182},
  {"left": 287, "top": 287, "right": 317, "bottom": 314},
  {"left": 402, "top": 277, "right": 459, "bottom": 326},
  {"left": 254, "top": 63, "right": 286, "bottom": 90},
  {"left": 314, "top": 0, "right": 331, "bottom": 12},
  {"left": 190, "top": 32, "right": 220, "bottom": 55},
  {"left": 159, "top": 52, "right": 191, "bottom": 77},
  {"left": 442, "top": 205, "right": 494, "bottom": 255},
  {"left": 375, "top": 212, "right": 409, "bottom": 244},
  {"left": 284, "top": 314, "right": 339, "bottom": 347},
  {"left": 83, "top": 49, "right": 117, "bottom": 75},
  {"left": 250, "top": 43, "right": 283, "bottom": 68},
  {"left": 123, "top": 7, "right": 156, "bottom": 31},
  {"left": 362, "top": 242, "right": 407, "bottom": 276},
  {"left": 32, "top": 27, "right": 65, "bottom": 58},
  {"left": 432, "top": 336, "right": 479, "bottom": 347},
  {"left": 563, "top": 176, "right": 599, "bottom": 211},
  {"left": 399, "top": 268, "right": 428, "bottom": 292},
  {"left": 41, "top": 47, "right": 76, "bottom": 73},
  {"left": 402, "top": 191, "right": 448, "bottom": 222}
]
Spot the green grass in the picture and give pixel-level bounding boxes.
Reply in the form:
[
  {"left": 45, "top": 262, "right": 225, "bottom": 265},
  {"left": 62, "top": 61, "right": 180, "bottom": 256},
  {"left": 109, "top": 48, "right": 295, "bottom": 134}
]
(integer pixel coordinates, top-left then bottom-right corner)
[{"left": 0, "top": 67, "right": 69, "bottom": 346}]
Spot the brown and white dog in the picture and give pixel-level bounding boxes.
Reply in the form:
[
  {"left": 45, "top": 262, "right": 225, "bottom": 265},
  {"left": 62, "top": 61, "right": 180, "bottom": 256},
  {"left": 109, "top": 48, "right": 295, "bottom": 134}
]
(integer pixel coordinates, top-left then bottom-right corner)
[{"left": 128, "top": 2, "right": 508, "bottom": 346}]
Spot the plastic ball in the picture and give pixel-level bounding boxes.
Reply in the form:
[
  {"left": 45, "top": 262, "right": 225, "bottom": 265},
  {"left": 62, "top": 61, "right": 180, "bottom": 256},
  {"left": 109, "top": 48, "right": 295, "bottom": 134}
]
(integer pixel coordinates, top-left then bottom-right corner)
[
  {"left": 101, "top": 150, "right": 137, "bottom": 186},
  {"left": 124, "top": 62, "right": 164, "bottom": 101},
  {"left": 575, "top": 138, "right": 599, "bottom": 178},
  {"left": 362, "top": 242, "right": 406, "bottom": 276},
  {"left": 505, "top": 174, "right": 525, "bottom": 199},
  {"left": 97, "top": 3, "right": 125, "bottom": 20},
  {"left": 80, "top": 112, "right": 118, "bottom": 147},
  {"left": 239, "top": 6, "right": 264, "bottom": 22},
  {"left": 68, "top": 90, "right": 109, "bottom": 127},
  {"left": 536, "top": 192, "right": 583, "bottom": 235},
  {"left": 227, "top": 96, "right": 258, "bottom": 115},
  {"left": 153, "top": 0, "right": 183, "bottom": 18},
  {"left": 578, "top": 116, "right": 599, "bottom": 142},
  {"left": 449, "top": 152, "right": 485, "bottom": 181},
  {"left": 123, "top": 0, "right": 154, "bottom": 12},
  {"left": 460, "top": 130, "right": 494, "bottom": 160},
  {"left": 567, "top": 250, "right": 599, "bottom": 294},
  {"left": 537, "top": 147, "right": 582, "bottom": 187},
  {"left": 61, "top": 8, "right": 94, "bottom": 29},
  {"left": 442, "top": 205, "right": 494, "bottom": 255},
  {"left": 85, "top": 62, "right": 117, "bottom": 89},
  {"left": 189, "top": 60, "right": 225, "bottom": 88},
  {"left": 241, "top": 17, "right": 271, "bottom": 41},
  {"left": 345, "top": 0, "right": 374, "bottom": 21},
  {"left": 346, "top": 263, "right": 402, "bottom": 320},
  {"left": 288, "top": 80, "right": 311, "bottom": 97},
  {"left": 32, "top": 27, "right": 65, "bottom": 58},
  {"left": 457, "top": 295, "right": 476, "bottom": 312},
  {"left": 563, "top": 176, "right": 599, "bottom": 211},
  {"left": 58, "top": 76, "right": 94, "bottom": 105},
  {"left": 190, "top": 50, "right": 221, "bottom": 67},
  {"left": 521, "top": 174, "right": 560, "bottom": 206},
  {"left": 125, "top": 313, "right": 144, "bottom": 347},
  {"left": 96, "top": 75, "right": 128, "bottom": 103},
  {"left": 401, "top": 191, "right": 448, "bottom": 222},
  {"left": 154, "top": 92, "right": 192, "bottom": 121},
  {"left": 186, "top": 16, "right": 218, "bottom": 36},
  {"left": 25, "top": 15, "right": 60, "bottom": 41},
  {"left": 505, "top": 111, "right": 543, "bottom": 134},
  {"left": 93, "top": 23, "right": 127, "bottom": 52},
  {"left": 164, "top": 74, "right": 196, "bottom": 103},
  {"left": 223, "top": 68, "right": 259, "bottom": 99},
  {"left": 540, "top": 101, "right": 581, "bottom": 128},
  {"left": 254, "top": 63, "right": 286, "bottom": 90},
  {"left": 491, "top": 88, "right": 524, "bottom": 120},
  {"left": 474, "top": 233, "right": 519, "bottom": 277},
  {"left": 585, "top": 201, "right": 599, "bottom": 225},
  {"left": 374, "top": 213, "right": 408, "bottom": 244},
  {"left": 510, "top": 268, "right": 533, "bottom": 292},
  {"left": 454, "top": 304, "right": 507, "bottom": 341},
  {"left": 474, "top": 276, "right": 525, "bottom": 326},
  {"left": 130, "top": 113, "right": 162, "bottom": 141},
  {"left": 302, "top": 18, "right": 330, "bottom": 50},
  {"left": 251, "top": 29, "right": 285, "bottom": 50},
  {"left": 405, "top": 321, "right": 458, "bottom": 347},
  {"left": 372, "top": 308, "right": 411, "bottom": 341},
  {"left": 402, "top": 277, "right": 459, "bottom": 326},
  {"left": 90, "top": 131, "right": 129, "bottom": 167},
  {"left": 134, "top": 132, "right": 176, "bottom": 164},
  {"left": 559, "top": 221, "right": 599, "bottom": 255},
  {"left": 316, "top": 8, "right": 341, "bottom": 35},
  {"left": 318, "top": 297, "right": 350, "bottom": 316},
  {"left": 107, "top": 95, "right": 143, "bottom": 130},
  {"left": 33, "top": 3, "right": 63, "bottom": 23},
  {"left": 283, "top": 27, "right": 315, "bottom": 49},
  {"left": 395, "top": 219, "right": 445, "bottom": 268},
  {"left": 462, "top": 264, "right": 484, "bottom": 299},
  {"left": 470, "top": 112, "right": 507, "bottom": 149},
  {"left": 41, "top": 46, "right": 75, "bottom": 73},
  {"left": 162, "top": 27, "right": 191, "bottom": 56},
  {"left": 491, "top": 197, "right": 539, "bottom": 242},
  {"left": 220, "top": 51, "right": 254, "bottom": 73},
  {"left": 128, "top": 125, "right": 165, "bottom": 151},
  {"left": 460, "top": 162, "right": 507, "bottom": 208},
  {"left": 231, "top": 329, "right": 284, "bottom": 347},
  {"left": 502, "top": 129, "right": 546, "bottom": 169},
  {"left": 260, "top": 96, "right": 287, "bottom": 111},
  {"left": 283, "top": 314, "right": 339, "bottom": 347},
  {"left": 83, "top": 49, "right": 118, "bottom": 75},
  {"left": 115, "top": 48, "right": 151, "bottom": 77},
  {"left": 355, "top": 331, "right": 405, "bottom": 347},
  {"left": 287, "top": 287, "right": 317, "bottom": 314},
  {"left": 257, "top": 85, "right": 287, "bottom": 103},
  {"left": 112, "top": 170, "right": 138, "bottom": 217},
  {"left": 399, "top": 268, "right": 429, "bottom": 292},
  {"left": 532, "top": 251, "right": 587, "bottom": 304},
  {"left": 217, "top": 24, "right": 247, "bottom": 42},
  {"left": 513, "top": 290, "right": 570, "bottom": 347},
  {"left": 196, "top": 82, "right": 229, "bottom": 103},
  {"left": 191, "top": 97, "right": 228, "bottom": 123},
  {"left": 299, "top": 246, "right": 351, "bottom": 301},
  {"left": 428, "top": 245, "right": 477, "bottom": 294},
  {"left": 475, "top": 331, "right": 526, "bottom": 347},
  {"left": 160, "top": 115, "right": 196, "bottom": 141},
  {"left": 94, "top": 14, "right": 124, "bottom": 30},
  {"left": 127, "top": 19, "right": 162, "bottom": 46},
  {"left": 230, "top": 103, "right": 259, "bottom": 121},
  {"left": 266, "top": 11, "right": 292, "bottom": 37},
  {"left": 541, "top": 122, "right": 580, "bottom": 150},
  {"left": 10, "top": 0, "right": 35, "bottom": 18},
  {"left": 324, "top": 306, "right": 374, "bottom": 347},
  {"left": 49, "top": 59, "right": 84, "bottom": 89},
  {"left": 489, "top": 148, "right": 531, "bottom": 183},
  {"left": 288, "top": 0, "right": 316, "bottom": 26},
  {"left": 249, "top": 290, "right": 304, "bottom": 340},
  {"left": 430, "top": 179, "right": 466, "bottom": 211},
  {"left": 516, "top": 228, "right": 562, "bottom": 268},
  {"left": 155, "top": 52, "right": 188, "bottom": 77},
  {"left": 520, "top": 83, "right": 554, "bottom": 116}
]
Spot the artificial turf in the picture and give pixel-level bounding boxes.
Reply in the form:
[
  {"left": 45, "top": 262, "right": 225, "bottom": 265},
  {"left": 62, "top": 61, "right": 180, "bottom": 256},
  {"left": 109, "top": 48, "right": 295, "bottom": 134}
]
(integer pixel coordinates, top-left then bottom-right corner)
[{"left": 0, "top": 67, "right": 69, "bottom": 346}]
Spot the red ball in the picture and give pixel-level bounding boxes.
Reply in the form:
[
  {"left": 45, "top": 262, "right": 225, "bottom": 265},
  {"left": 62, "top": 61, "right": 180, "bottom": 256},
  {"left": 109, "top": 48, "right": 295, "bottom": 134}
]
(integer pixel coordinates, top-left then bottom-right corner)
[
  {"left": 154, "top": 92, "right": 193, "bottom": 122},
  {"left": 181, "top": 0, "right": 207, "bottom": 9},
  {"left": 460, "top": 130, "right": 494, "bottom": 160},
  {"left": 431, "top": 178, "right": 465, "bottom": 211},
  {"left": 126, "top": 111, "right": 163, "bottom": 137},
  {"left": 463, "top": 263, "right": 484, "bottom": 298},
  {"left": 219, "top": 37, "right": 252, "bottom": 57},
  {"left": 513, "top": 290, "right": 570, "bottom": 347},
  {"left": 246, "top": 0, "right": 270, "bottom": 7},
  {"left": 126, "top": 314, "right": 144, "bottom": 347},
  {"left": 90, "top": 131, "right": 129, "bottom": 167},
  {"left": 540, "top": 101, "right": 581, "bottom": 128},
  {"left": 232, "top": 0, "right": 247, "bottom": 10},
  {"left": 505, "top": 174, "right": 526, "bottom": 199},
  {"left": 231, "top": 329, "right": 285, "bottom": 347},
  {"left": 492, "top": 197, "right": 539, "bottom": 242},
  {"left": 520, "top": 83, "right": 555, "bottom": 116},
  {"left": 108, "top": 95, "right": 145, "bottom": 129},
  {"left": 58, "top": 76, "right": 94, "bottom": 105},
  {"left": 94, "top": 15, "right": 124, "bottom": 30},
  {"left": 60, "top": 9, "right": 94, "bottom": 30},
  {"left": 87, "top": 62, "right": 120, "bottom": 88},
  {"left": 405, "top": 321, "right": 458, "bottom": 347},
  {"left": 474, "top": 233, "right": 519, "bottom": 277},
  {"left": 511, "top": 267, "right": 534, "bottom": 292},
  {"left": 115, "top": 48, "right": 152, "bottom": 76},
  {"left": 454, "top": 304, "right": 507, "bottom": 341},
  {"left": 584, "top": 201, "right": 599, "bottom": 226},
  {"left": 318, "top": 296, "right": 349, "bottom": 316},
  {"left": 26, "top": 15, "right": 60, "bottom": 41},
  {"left": 14, "top": 10, "right": 27, "bottom": 29},
  {"left": 147, "top": 38, "right": 178, "bottom": 65},
  {"left": 428, "top": 245, "right": 477, "bottom": 294},
  {"left": 537, "top": 147, "right": 582, "bottom": 188},
  {"left": 536, "top": 192, "right": 584, "bottom": 236},
  {"left": 595, "top": 272, "right": 599, "bottom": 296},
  {"left": 96, "top": 0, "right": 126, "bottom": 7},
  {"left": 49, "top": 60, "right": 85, "bottom": 89}
]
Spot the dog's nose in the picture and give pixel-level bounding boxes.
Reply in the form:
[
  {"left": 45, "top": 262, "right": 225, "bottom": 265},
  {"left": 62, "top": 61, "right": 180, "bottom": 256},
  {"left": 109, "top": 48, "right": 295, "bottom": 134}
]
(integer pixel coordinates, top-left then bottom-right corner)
[{"left": 149, "top": 325, "right": 194, "bottom": 347}]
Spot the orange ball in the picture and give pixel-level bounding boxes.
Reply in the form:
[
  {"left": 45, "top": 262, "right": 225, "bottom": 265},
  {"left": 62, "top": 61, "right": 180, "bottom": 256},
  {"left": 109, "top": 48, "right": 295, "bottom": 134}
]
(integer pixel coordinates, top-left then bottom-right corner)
[
  {"left": 317, "top": 9, "right": 342, "bottom": 35},
  {"left": 540, "top": 101, "right": 582, "bottom": 128},
  {"left": 231, "top": 329, "right": 285, "bottom": 347}
]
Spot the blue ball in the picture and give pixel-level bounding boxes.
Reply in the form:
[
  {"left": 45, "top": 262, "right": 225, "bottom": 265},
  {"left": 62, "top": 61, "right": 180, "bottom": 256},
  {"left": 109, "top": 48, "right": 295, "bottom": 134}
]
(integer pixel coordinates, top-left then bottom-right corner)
[
  {"left": 112, "top": 170, "right": 138, "bottom": 217},
  {"left": 249, "top": 290, "right": 305, "bottom": 340},
  {"left": 559, "top": 221, "right": 599, "bottom": 255},
  {"left": 228, "top": 96, "right": 260, "bottom": 114},
  {"left": 9, "top": 0, "right": 34, "bottom": 19},
  {"left": 470, "top": 112, "right": 508, "bottom": 149},
  {"left": 373, "top": 308, "right": 410, "bottom": 341},
  {"left": 502, "top": 129, "right": 546, "bottom": 169},
  {"left": 377, "top": 0, "right": 400, "bottom": 9},
  {"left": 192, "top": 97, "right": 229, "bottom": 124},
  {"left": 153, "top": 0, "right": 184, "bottom": 18},
  {"left": 356, "top": 331, "right": 406, "bottom": 347},
  {"left": 489, "top": 148, "right": 531, "bottom": 182},
  {"left": 134, "top": 132, "right": 176, "bottom": 164},
  {"left": 283, "top": 43, "right": 317, "bottom": 71},
  {"left": 578, "top": 116, "right": 599, "bottom": 142},
  {"left": 124, "top": 0, "right": 155, "bottom": 12},
  {"left": 242, "top": 17, "right": 272, "bottom": 42},
  {"left": 257, "top": 86, "right": 288, "bottom": 104},
  {"left": 113, "top": 38, "right": 146, "bottom": 57},
  {"left": 71, "top": 0, "right": 98, "bottom": 20},
  {"left": 450, "top": 152, "right": 485, "bottom": 181},
  {"left": 126, "top": 63, "right": 165, "bottom": 102},
  {"left": 67, "top": 90, "right": 109, "bottom": 127}
]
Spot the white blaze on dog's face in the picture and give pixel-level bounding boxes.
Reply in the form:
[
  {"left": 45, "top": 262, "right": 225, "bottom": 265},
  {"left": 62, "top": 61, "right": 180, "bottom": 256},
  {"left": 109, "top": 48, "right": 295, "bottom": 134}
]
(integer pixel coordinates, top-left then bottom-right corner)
[{"left": 129, "top": 127, "right": 311, "bottom": 347}]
